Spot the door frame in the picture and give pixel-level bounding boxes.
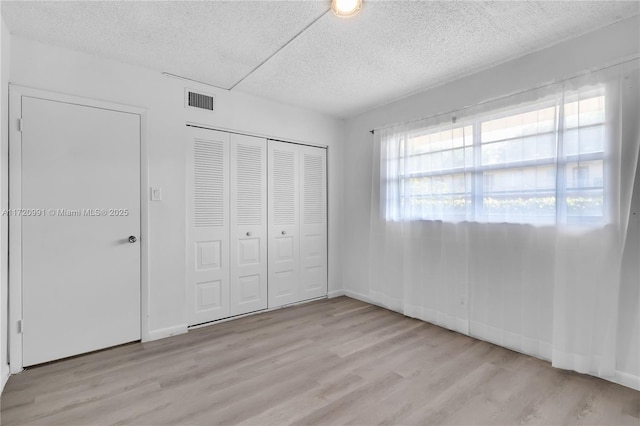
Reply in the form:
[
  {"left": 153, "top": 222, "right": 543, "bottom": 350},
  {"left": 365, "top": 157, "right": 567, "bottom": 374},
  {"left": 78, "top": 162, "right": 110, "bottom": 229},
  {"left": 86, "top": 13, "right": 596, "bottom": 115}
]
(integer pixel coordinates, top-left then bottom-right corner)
[{"left": 8, "top": 85, "right": 150, "bottom": 373}]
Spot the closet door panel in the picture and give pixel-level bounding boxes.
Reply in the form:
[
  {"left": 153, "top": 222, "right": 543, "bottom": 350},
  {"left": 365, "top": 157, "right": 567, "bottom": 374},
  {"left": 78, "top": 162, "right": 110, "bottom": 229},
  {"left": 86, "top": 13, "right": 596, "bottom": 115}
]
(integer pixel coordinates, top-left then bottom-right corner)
[
  {"left": 187, "top": 127, "right": 230, "bottom": 325},
  {"left": 230, "top": 134, "right": 268, "bottom": 316},
  {"left": 299, "top": 145, "right": 328, "bottom": 301},
  {"left": 268, "top": 140, "right": 300, "bottom": 308}
]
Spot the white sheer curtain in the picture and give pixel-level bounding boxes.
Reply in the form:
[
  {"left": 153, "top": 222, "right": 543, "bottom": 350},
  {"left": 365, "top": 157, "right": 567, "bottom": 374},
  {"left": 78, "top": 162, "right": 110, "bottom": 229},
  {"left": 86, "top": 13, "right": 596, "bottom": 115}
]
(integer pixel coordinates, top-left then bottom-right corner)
[{"left": 369, "top": 60, "right": 640, "bottom": 379}]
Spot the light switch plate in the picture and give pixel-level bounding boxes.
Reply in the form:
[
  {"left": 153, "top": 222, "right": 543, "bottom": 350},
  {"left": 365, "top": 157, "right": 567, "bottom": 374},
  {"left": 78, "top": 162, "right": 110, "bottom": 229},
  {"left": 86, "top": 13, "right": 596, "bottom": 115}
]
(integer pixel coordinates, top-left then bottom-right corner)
[{"left": 150, "top": 187, "right": 163, "bottom": 201}]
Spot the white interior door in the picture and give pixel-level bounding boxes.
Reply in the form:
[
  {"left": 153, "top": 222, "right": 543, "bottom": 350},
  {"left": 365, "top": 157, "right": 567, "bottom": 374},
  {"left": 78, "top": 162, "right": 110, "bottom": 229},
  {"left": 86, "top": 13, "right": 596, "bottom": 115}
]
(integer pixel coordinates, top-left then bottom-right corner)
[
  {"left": 187, "top": 127, "right": 230, "bottom": 325},
  {"left": 299, "top": 145, "right": 328, "bottom": 301},
  {"left": 21, "top": 96, "right": 141, "bottom": 367},
  {"left": 268, "top": 140, "right": 300, "bottom": 308},
  {"left": 230, "top": 134, "right": 267, "bottom": 316}
]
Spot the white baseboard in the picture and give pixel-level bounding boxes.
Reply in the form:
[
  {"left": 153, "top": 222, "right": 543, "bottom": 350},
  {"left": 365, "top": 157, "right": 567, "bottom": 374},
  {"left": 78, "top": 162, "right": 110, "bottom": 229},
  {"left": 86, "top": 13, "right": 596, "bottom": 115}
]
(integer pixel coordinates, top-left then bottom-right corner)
[
  {"left": 1, "top": 363, "right": 9, "bottom": 394},
  {"left": 327, "top": 289, "right": 345, "bottom": 298},
  {"left": 338, "top": 290, "right": 640, "bottom": 392},
  {"left": 612, "top": 370, "right": 640, "bottom": 391},
  {"left": 145, "top": 324, "right": 188, "bottom": 342},
  {"left": 341, "top": 289, "right": 376, "bottom": 306}
]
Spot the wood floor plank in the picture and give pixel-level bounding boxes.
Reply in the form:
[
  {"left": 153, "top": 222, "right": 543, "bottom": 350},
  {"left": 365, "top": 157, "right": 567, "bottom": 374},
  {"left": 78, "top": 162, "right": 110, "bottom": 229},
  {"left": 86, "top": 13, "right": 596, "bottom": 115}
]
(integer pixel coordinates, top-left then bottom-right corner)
[
  {"left": 1, "top": 296, "right": 638, "bottom": 426},
  {"left": 235, "top": 373, "right": 366, "bottom": 426}
]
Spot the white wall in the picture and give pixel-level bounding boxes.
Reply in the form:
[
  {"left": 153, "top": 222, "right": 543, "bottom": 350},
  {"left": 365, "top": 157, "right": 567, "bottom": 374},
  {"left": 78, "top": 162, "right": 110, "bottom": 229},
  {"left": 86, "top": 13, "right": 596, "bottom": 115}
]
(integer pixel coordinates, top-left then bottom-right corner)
[
  {"left": 1, "top": 15, "right": 10, "bottom": 393},
  {"left": 618, "top": 156, "right": 640, "bottom": 381},
  {"left": 342, "top": 17, "right": 640, "bottom": 385},
  {"left": 5, "top": 35, "right": 344, "bottom": 343}
]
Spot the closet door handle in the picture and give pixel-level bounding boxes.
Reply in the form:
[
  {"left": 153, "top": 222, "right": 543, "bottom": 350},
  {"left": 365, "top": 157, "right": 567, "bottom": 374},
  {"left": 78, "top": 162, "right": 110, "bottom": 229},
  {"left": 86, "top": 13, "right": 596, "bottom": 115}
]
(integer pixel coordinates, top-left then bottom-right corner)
[
  {"left": 246, "top": 231, "right": 252, "bottom": 237},
  {"left": 281, "top": 230, "right": 287, "bottom": 235}
]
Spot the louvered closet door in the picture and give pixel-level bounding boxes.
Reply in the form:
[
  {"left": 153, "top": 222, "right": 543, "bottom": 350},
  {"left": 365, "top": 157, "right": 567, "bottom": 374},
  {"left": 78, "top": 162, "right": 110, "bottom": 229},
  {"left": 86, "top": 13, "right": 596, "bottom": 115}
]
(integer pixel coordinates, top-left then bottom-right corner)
[
  {"left": 230, "top": 134, "right": 267, "bottom": 316},
  {"left": 187, "top": 127, "right": 230, "bottom": 326},
  {"left": 299, "top": 145, "right": 328, "bottom": 301},
  {"left": 268, "top": 140, "right": 300, "bottom": 308}
]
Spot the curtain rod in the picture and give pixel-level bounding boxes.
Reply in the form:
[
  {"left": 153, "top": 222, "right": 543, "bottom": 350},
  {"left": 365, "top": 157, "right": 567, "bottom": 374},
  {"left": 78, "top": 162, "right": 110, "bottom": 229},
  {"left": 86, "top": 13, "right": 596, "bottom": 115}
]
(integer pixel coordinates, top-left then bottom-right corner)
[{"left": 368, "top": 56, "right": 639, "bottom": 135}]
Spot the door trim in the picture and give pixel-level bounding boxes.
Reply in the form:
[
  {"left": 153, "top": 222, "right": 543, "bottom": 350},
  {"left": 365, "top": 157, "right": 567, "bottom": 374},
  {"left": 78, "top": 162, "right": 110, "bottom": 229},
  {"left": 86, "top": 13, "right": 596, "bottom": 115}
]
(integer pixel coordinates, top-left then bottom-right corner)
[
  {"left": 8, "top": 85, "right": 150, "bottom": 373},
  {"left": 186, "top": 123, "right": 329, "bottom": 150}
]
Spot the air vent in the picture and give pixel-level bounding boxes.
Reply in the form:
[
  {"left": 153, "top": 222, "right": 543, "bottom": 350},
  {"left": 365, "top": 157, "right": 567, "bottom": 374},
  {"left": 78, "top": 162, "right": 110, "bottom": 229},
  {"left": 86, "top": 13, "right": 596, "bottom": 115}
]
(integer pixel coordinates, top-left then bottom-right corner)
[{"left": 185, "top": 89, "right": 215, "bottom": 111}]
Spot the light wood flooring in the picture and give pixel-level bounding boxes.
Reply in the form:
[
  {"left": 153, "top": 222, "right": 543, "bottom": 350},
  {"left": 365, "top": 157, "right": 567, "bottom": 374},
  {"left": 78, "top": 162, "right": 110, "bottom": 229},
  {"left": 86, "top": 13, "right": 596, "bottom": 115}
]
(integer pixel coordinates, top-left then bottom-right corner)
[{"left": 1, "top": 296, "right": 639, "bottom": 425}]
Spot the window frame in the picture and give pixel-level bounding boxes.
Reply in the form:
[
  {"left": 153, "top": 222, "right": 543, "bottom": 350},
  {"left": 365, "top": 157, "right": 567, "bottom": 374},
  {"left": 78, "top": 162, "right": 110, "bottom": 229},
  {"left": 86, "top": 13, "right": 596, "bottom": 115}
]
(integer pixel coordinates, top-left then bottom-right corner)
[{"left": 390, "top": 87, "right": 607, "bottom": 225}]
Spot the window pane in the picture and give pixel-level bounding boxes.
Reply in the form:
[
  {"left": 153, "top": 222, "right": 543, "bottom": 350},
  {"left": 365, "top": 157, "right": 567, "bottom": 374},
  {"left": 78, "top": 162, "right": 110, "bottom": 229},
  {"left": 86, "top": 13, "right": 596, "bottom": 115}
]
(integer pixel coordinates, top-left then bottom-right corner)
[
  {"left": 565, "top": 95, "right": 605, "bottom": 128},
  {"left": 563, "top": 125, "right": 604, "bottom": 156},
  {"left": 481, "top": 141, "right": 508, "bottom": 166},
  {"left": 410, "top": 195, "right": 471, "bottom": 219},
  {"left": 481, "top": 106, "right": 556, "bottom": 143},
  {"left": 566, "top": 160, "right": 603, "bottom": 189},
  {"left": 482, "top": 195, "right": 556, "bottom": 222},
  {"left": 523, "top": 134, "right": 556, "bottom": 161},
  {"left": 409, "top": 125, "right": 473, "bottom": 155},
  {"left": 465, "top": 147, "right": 474, "bottom": 167},
  {"left": 482, "top": 134, "right": 556, "bottom": 166},
  {"left": 566, "top": 189, "right": 604, "bottom": 219},
  {"left": 483, "top": 165, "right": 556, "bottom": 192},
  {"left": 406, "top": 173, "right": 471, "bottom": 219},
  {"left": 407, "top": 195, "right": 472, "bottom": 218},
  {"left": 482, "top": 166, "right": 557, "bottom": 221},
  {"left": 407, "top": 125, "right": 473, "bottom": 175},
  {"left": 408, "top": 174, "right": 470, "bottom": 196},
  {"left": 565, "top": 160, "right": 604, "bottom": 221}
]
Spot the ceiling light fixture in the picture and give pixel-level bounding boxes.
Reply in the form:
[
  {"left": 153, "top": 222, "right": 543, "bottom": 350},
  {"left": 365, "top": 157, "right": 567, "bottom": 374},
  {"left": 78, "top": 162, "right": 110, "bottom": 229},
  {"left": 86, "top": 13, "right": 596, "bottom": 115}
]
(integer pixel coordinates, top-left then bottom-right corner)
[{"left": 331, "top": 0, "right": 362, "bottom": 18}]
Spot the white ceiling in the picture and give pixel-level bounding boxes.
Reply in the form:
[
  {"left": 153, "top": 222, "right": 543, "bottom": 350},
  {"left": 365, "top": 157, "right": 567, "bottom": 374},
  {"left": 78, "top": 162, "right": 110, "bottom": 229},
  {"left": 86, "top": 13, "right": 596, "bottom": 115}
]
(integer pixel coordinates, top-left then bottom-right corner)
[{"left": 2, "top": 1, "right": 638, "bottom": 118}]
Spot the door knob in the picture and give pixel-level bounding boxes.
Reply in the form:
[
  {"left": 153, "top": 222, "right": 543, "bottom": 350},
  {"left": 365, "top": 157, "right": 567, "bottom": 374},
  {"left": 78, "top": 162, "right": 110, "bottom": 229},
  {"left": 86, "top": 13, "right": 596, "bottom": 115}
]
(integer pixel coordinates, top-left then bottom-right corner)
[
  {"left": 281, "top": 230, "right": 287, "bottom": 235},
  {"left": 246, "top": 231, "right": 252, "bottom": 237},
  {"left": 129, "top": 236, "right": 137, "bottom": 243}
]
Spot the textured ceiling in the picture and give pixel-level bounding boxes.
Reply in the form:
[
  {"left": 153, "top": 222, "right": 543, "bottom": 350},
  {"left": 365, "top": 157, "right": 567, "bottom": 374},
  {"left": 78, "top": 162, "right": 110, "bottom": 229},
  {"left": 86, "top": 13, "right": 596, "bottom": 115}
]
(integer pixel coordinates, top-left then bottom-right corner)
[
  {"left": 0, "top": 1, "right": 329, "bottom": 89},
  {"left": 2, "top": 1, "right": 639, "bottom": 118}
]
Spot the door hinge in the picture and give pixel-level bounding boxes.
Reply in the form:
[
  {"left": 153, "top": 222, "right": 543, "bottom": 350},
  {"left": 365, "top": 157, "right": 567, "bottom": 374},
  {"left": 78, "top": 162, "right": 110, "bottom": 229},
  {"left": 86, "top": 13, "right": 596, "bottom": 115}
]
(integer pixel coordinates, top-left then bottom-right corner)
[
  {"left": 17, "top": 320, "right": 23, "bottom": 334},
  {"left": 18, "top": 118, "right": 23, "bottom": 132}
]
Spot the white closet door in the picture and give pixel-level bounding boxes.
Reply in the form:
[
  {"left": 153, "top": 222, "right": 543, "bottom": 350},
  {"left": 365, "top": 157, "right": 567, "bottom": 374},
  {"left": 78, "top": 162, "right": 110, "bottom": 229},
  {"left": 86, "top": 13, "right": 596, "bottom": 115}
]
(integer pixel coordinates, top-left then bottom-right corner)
[
  {"left": 187, "top": 127, "right": 230, "bottom": 325},
  {"left": 299, "top": 145, "right": 328, "bottom": 301},
  {"left": 230, "top": 134, "right": 267, "bottom": 316},
  {"left": 268, "top": 140, "right": 300, "bottom": 308}
]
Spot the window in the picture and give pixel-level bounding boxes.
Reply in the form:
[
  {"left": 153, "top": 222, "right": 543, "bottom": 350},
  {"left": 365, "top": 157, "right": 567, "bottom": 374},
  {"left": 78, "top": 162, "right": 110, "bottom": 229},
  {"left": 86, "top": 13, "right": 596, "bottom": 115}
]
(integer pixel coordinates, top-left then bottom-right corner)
[
  {"left": 387, "top": 90, "right": 606, "bottom": 225},
  {"left": 572, "top": 167, "right": 589, "bottom": 188}
]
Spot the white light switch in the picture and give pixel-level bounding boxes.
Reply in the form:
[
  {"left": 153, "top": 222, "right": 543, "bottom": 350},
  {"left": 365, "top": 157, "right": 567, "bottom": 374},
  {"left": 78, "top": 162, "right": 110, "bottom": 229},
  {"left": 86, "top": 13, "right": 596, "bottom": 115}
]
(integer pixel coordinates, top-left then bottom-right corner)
[{"left": 151, "top": 187, "right": 163, "bottom": 201}]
